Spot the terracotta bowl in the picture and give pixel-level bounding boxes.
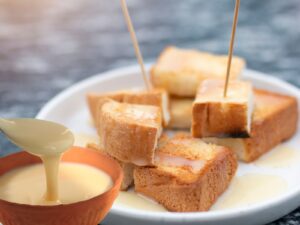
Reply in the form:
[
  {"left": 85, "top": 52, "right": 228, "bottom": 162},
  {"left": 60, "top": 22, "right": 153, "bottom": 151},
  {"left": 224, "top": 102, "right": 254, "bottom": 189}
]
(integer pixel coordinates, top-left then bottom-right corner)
[{"left": 0, "top": 147, "right": 123, "bottom": 225}]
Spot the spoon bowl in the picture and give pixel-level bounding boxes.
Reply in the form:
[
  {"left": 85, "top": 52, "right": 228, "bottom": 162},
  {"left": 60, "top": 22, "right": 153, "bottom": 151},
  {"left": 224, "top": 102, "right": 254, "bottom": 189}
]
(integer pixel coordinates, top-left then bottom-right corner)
[{"left": 0, "top": 118, "right": 74, "bottom": 156}]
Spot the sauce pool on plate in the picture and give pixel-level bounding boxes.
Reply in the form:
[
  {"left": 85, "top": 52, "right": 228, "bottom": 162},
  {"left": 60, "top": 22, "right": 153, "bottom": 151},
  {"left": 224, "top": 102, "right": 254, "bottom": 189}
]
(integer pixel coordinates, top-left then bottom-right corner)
[{"left": 211, "top": 173, "right": 287, "bottom": 210}]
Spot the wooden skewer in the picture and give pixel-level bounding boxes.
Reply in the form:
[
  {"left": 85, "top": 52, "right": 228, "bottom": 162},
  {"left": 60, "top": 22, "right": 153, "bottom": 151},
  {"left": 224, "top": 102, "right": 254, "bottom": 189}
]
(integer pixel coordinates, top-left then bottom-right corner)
[
  {"left": 120, "top": 0, "right": 151, "bottom": 90},
  {"left": 223, "top": 0, "right": 240, "bottom": 98}
]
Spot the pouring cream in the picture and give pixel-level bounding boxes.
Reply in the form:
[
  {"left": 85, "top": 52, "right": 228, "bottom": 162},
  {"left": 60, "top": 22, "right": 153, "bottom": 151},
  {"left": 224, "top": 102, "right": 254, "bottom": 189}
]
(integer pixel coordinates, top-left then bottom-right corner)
[
  {"left": 0, "top": 118, "right": 74, "bottom": 203},
  {"left": 0, "top": 118, "right": 112, "bottom": 205}
]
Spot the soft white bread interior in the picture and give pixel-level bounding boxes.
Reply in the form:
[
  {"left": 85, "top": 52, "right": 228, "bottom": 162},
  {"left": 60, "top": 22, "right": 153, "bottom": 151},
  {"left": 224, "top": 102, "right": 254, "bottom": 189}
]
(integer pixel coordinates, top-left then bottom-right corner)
[
  {"left": 87, "top": 88, "right": 170, "bottom": 126},
  {"left": 97, "top": 99, "right": 162, "bottom": 166},
  {"left": 167, "top": 97, "right": 194, "bottom": 129},
  {"left": 87, "top": 143, "right": 134, "bottom": 190},
  {"left": 134, "top": 136, "right": 237, "bottom": 212},
  {"left": 150, "top": 46, "right": 245, "bottom": 97},
  {"left": 192, "top": 79, "right": 254, "bottom": 138},
  {"left": 204, "top": 89, "right": 298, "bottom": 162}
]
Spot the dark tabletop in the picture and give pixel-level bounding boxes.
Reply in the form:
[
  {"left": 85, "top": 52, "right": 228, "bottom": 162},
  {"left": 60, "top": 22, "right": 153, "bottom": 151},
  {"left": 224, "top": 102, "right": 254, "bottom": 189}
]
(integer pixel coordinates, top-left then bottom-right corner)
[{"left": 0, "top": 0, "right": 299, "bottom": 224}]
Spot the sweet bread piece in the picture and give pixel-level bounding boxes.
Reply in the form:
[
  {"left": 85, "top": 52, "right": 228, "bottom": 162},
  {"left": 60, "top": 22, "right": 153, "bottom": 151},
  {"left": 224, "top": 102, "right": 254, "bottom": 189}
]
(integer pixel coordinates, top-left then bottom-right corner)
[
  {"left": 87, "top": 143, "right": 134, "bottom": 190},
  {"left": 150, "top": 46, "right": 245, "bottom": 97},
  {"left": 161, "top": 131, "right": 192, "bottom": 141},
  {"left": 134, "top": 136, "right": 237, "bottom": 212},
  {"left": 97, "top": 99, "right": 162, "bottom": 166},
  {"left": 192, "top": 79, "right": 254, "bottom": 138},
  {"left": 87, "top": 91, "right": 125, "bottom": 123},
  {"left": 87, "top": 89, "right": 170, "bottom": 126},
  {"left": 204, "top": 89, "right": 298, "bottom": 162},
  {"left": 167, "top": 97, "right": 194, "bottom": 129}
]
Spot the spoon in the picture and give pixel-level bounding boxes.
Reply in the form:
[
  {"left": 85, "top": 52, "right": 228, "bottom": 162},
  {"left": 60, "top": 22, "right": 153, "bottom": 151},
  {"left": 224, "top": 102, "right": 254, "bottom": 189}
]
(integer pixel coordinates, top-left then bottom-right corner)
[
  {"left": 0, "top": 118, "right": 75, "bottom": 202},
  {"left": 0, "top": 118, "right": 74, "bottom": 156}
]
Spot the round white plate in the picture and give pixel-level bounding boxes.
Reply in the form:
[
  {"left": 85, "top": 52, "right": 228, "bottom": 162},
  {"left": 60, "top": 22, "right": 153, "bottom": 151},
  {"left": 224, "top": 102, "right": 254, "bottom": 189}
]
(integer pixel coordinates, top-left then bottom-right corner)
[{"left": 37, "top": 65, "right": 300, "bottom": 225}]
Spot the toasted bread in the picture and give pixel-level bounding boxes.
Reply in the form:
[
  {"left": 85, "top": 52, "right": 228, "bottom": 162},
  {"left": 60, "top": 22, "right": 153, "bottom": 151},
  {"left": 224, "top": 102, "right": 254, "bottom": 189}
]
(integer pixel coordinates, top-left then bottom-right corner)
[
  {"left": 87, "top": 88, "right": 170, "bottom": 126},
  {"left": 168, "top": 97, "right": 194, "bottom": 129},
  {"left": 204, "top": 89, "right": 298, "bottom": 162},
  {"left": 87, "top": 143, "right": 134, "bottom": 190},
  {"left": 150, "top": 46, "right": 245, "bottom": 97},
  {"left": 87, "top": 91, "right": 125, "bottom": 123},
  {"left": 97, "top": 99, "right": 162, "bottom": 166},
  {"left": 192, "top": 79, "right": 254, "bottom": 138},
  {"left": 134, "top": 136, "right": 237, "bottom": 212}
]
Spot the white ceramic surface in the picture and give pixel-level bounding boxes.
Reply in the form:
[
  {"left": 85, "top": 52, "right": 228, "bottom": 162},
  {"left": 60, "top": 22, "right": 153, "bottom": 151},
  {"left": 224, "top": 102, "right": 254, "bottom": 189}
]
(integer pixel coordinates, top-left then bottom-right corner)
[{"left": 36, "top": 65, "right": 300, "bottom": 225}]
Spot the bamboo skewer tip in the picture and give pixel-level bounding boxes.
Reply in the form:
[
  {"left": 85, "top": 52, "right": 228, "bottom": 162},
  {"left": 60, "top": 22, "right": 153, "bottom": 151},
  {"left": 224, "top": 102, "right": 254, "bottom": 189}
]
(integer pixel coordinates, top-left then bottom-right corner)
[
  {"left": 223, "top": 0, "right": 240, "bottom": 98},
  {"left": 120, "top": 0, "right": 151, "bottom": 91}
]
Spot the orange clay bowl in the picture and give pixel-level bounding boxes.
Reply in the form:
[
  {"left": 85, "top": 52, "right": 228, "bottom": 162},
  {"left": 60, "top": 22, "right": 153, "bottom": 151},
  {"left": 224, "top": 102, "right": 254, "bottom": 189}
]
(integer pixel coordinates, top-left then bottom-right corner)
[{"left": 0, "top": 146, "right": 123, "bottom": 225}]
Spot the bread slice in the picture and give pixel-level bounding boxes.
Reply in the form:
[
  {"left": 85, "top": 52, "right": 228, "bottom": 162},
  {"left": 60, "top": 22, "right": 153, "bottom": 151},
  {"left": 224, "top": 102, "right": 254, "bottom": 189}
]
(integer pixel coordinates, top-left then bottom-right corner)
[
  {"left": 97, "top": 99, "right": 162, "bottom": 166},
  {"left": 87, "top": 143, "right": 134, "bottom": 190},
  {"left": 167, "top": 97, "right": 194, "bottom": 129},
  {"left": 204, "top": 89, "right": 298, "bottom": 162},
  {"left": 87, "top": 91, "right": 125, "bottom": 123},
  {"left": 134, "top": 136, "right": 237, "bottom": 212},
  {"left": 192, "top": 79, "right": 254, "bottom": 138},
  {"left": 87, "top": 88, "right": 170, "bottom": 126},
  {"left": 150, "top": 46, "right": 245, "bottom": 97}
]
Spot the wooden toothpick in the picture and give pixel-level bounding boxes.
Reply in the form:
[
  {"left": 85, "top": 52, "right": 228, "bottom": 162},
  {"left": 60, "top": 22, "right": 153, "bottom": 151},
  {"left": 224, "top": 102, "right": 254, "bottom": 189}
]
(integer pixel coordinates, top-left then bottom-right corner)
[
  {"left": 223, "top": 0, "right": 240, "bottom": 98},
  {"left": 120, "top": 0, "right": 151, "bottom": 90}
]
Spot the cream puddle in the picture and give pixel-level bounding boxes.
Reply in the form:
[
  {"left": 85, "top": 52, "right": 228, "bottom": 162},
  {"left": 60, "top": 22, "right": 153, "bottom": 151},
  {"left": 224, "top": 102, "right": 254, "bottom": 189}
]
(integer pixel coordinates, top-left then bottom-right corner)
[
  {"left": 254, "top": 145, "right": 300, "bottom": 168},
  {"left": 212, "top": 173, "right": 287, "bottom": 210},
  {"left": 115, "top": 191, "right": 166, "bottom": 212}
]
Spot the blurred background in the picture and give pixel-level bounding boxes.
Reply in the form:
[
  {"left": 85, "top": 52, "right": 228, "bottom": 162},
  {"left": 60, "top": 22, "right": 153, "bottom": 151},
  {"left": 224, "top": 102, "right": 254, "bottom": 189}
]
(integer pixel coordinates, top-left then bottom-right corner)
[{"left": 0, "top": 0, "right": 299, "bottom": 223}]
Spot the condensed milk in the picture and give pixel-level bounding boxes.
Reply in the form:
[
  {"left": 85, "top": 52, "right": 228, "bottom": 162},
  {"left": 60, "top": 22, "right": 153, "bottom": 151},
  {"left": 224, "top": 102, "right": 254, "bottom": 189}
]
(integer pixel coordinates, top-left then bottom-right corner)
[
  {"left": 255, "top": 145, "right": 300, "bottom": 168},
  {"left": 0, "top": 118, "right": 112, "bottom": 205},
  {"left": 212, "top": 173, "right": 287, "bottom": 210},
  {"left": 115, "top": 191, "right": 166, "bottom": 212},
  {"left": 0, "top": 162, "right": 112, "bottom": 205}
]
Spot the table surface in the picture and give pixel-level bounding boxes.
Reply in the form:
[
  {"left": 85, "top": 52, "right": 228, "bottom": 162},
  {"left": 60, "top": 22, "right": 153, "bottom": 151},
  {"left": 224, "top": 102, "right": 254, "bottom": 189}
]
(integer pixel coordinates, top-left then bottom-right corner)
[{"left": 0, "top": 0, "right": 300, "bottom": 224}]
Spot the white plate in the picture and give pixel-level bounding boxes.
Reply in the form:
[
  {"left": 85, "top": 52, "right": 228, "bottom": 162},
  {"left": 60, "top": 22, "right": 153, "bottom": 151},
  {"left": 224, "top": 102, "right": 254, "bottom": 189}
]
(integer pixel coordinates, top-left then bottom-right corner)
[{"left": 37, "top": 65, "right": 300, "bottom": 225}]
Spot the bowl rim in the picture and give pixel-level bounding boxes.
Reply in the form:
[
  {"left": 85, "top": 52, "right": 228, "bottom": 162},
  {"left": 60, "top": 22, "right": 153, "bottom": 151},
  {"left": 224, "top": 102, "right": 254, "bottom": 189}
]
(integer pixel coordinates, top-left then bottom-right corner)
[{"left": 0, "top": 146, "right": 123, "bottom": 209}]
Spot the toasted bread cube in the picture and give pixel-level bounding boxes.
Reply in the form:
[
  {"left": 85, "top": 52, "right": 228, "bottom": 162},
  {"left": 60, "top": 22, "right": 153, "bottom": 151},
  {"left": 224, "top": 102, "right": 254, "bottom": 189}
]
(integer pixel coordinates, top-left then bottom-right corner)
[
  {"left": 192, "top": 79, "right": 254, "bottom": 138},
  {"left": 167, "top": 97, "right": 194, "bottom": 129},
  {"left": 87, "top": 143, "right": 134, "bottom": 190},
  {"left": 87, "top": 91, "right": 125, "bottom": 123},
  {"left": 134, "top": 136, "right": 237, "bottom": 212},
  {"left": 97, "top": 100, "right": 162, "bottom": 166},
  {"left": 150, "top": 46, "right": 245, "bottom": 97},
  {"left": 87, "top": 89, "right": 170, "bottom": 126},
  {"left": 204, "top": 89, "right": 298, "bottom": 162}
]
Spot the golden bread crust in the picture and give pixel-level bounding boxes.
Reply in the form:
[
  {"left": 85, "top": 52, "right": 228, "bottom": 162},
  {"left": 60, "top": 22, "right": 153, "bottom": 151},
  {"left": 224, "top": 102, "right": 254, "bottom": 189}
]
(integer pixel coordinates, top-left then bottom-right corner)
[
  {"left": 97, "top": 100, "right": 162, "bottom": 166},
  {"left": 150, "top": 46, "right": 245, "bottom": 97},
  {"left": 86, "top": 92, "right": 125, "bottom": 124},
  {"left": 134, "top": 140, "right": 237, "bottom": 212},
  {"left": 242, "top": 89, "right": 298, "bottom": 161},
  {"left": 86, "top": 89, "right": 170, "bottom": 126},
  {"left": 192, "top": 102, "right": 249, "bottom": 138},
  {"left": 156, "top": 137, "right": 217, "bottom": 161},
  {"left": 203, "top": 89, "right": 298, "bottom": 162},
  {"left": 192, "top": 79, "right": 253, "bottom": 138}
]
